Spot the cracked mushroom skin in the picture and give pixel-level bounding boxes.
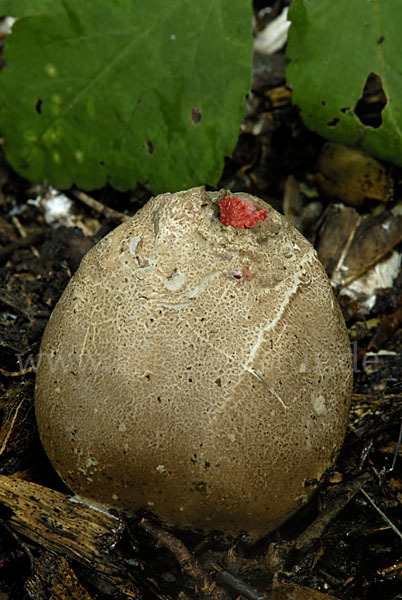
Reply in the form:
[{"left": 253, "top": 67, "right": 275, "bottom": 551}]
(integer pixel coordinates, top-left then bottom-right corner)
[{"left": 35, "top": 186, "right": 352, "bottom": 542}]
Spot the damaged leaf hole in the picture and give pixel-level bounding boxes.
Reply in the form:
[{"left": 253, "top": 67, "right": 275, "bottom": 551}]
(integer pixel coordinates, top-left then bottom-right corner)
[
  {"left": 327, "top": 117, "right": 339, "bottom": 127},
  {"left": 191, "top": 107, "right": 202, "bottom": 124},
  {"left": 354, "top": 72, "right": 387, "bottom": 128},
  {"left": 325, "top": 73, "right": 386, "bottom": 129}
]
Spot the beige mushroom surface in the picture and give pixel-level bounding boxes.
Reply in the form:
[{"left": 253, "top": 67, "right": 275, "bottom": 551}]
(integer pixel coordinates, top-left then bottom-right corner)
[{"left": 35, "top": 186, "right": 352, "bottom": 541}]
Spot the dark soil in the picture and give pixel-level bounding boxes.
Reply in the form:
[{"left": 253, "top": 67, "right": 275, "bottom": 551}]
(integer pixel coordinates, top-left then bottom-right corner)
[{"left": 0, "top": 2, "right": 401, "bottom": 599}]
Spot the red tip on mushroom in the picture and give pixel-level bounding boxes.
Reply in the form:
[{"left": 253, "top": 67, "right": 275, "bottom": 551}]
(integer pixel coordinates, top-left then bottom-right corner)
[{"left": 219, "top": 196, "right": 267, "bottom": 229}]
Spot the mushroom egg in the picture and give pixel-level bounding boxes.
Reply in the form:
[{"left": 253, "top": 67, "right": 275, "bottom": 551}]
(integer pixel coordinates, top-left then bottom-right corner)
[{"left": 35, "top": 186, "right": 352, "bottom": 541}]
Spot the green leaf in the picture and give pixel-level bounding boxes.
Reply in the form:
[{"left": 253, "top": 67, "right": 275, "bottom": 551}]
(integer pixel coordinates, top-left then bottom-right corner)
[
  {"left": 0, "top": 0, "right": 252, "bottom": 192},
  {"left": 286, "top": 0, "right": 402, "bottom": 166},
  {"left": 0, "top": 0, "right": 58, "bottom": 17}
]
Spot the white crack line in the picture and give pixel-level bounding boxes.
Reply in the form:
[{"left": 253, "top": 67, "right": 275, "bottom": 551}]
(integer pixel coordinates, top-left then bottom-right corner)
[{"left": 249, "top": 368, "right": 288, "bottom": 410}]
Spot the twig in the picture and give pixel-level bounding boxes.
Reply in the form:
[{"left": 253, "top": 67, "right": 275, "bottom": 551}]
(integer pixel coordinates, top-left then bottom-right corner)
[
  {"left": 73, "top": 190, "right": 130, "bottom": 222},
  {"left": 378, "top": 421, "right": 402, "bottom": 487},
  {"left": 390, "top": 422, "right": 402, "bottom": 472},
  {"left": 211, "top": 562, "right": 269, "bottom": 600},
  {"left": 0, "top": 475, "right": 123, "bottom": 578},
  {"left": 0, "top": 365, "right": 36, "bottom": 377},
  {"left": 2, "top": 521, "right": 35, "bottom": 568},
  {"left": 331, "top": 213, "right": 361, "bottom": 287},
  {"left": 11, "top": 215, "right": 40, "bottom": 257},
  {"left": 0, "top": 231, "right": 45, "bottom": 264},
  {"left": 138, "top": 517, "right": 230, "bottom": 600},
  {"left": 294, "top": 473, "right": 371, "bottom": 552},
  {"left": 0, "top": 396, "right": 29, "bottom": 457},
  {"left": 360, "top": 487, "right": 402, "bottom": 541}
]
